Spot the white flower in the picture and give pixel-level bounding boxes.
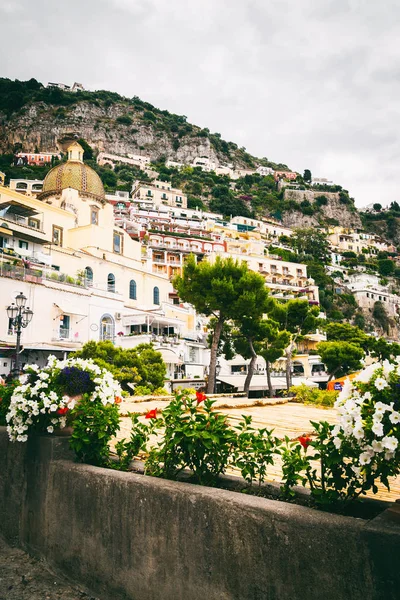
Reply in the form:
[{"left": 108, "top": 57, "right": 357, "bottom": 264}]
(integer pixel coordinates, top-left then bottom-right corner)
[
  {"left": 354, "top": 363, "right": 380, "bottom": 383},
  {"left": 359, "top": 452, "right": 373, "bottom": 465},
  {"left": 374, "top": 377, "right": 388, "bottom": 391},
  {"left": 372, "top": 440, "right": 384, "bottom": 453},
  {"left": 332, "top": 424, "right": 341, "bottom": 436},
  {"left": 389, "top": 411, "right": 400, "bottom": 424},
  {"left": 47, "top": 426, "right": 54, "bottom": 434},
  {"left": 385, "top": 451, "right": 395, "bottom": 461},
  {"left": 363, "top": 392, "right": 372, "bottom": 401},
  {"left": 351, "top": 465, "right": 362, "bottom": 477},
  {"left": 382, "top": 436, "right": 398, "bottom": 452},
  {"left": 353, "top": 426, "right": 365, "bottom": 441},
  {"left": 68, "top": 399, "right": 76, "bottom": 410},
  {"left": 372, "top": 422, "right": 384, "bottom": 437},
  {"left": 337, "top": 378, "right": 353, "bottom": 403},
  {"left": 333, "top": 437, "right": 342, "bottom": 449},
  {"left": 49, "top": 403, "right": 58, "bottom": 412},
  {"left": 374, "top": 401, "right": 391, "bottom": 414},
  {"left": 39, "top": 371, "right": 49, "bottom": 380}
]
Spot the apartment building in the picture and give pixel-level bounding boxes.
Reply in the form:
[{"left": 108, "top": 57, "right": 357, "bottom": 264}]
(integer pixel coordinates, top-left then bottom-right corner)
[
  {"left": 14, "top": 152, "right": 61, "bottom": 167},
  {"left": 9, "top": 179, "right": 44, "bottom": 196},
  {"left": 132, "top": 180, "right": 187, "bottom": 209},
  {"left": 327, "top": 227, "right": 395, "bottom": 255},
  {"left": 97, "top": 152, "right": 151, "bottom": 170}
]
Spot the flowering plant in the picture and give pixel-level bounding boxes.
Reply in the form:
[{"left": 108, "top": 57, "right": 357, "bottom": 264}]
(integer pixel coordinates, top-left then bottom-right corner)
[
  {"left": 6, "top": 355, "right": 121, "bottom": 442},
  {"left": 281, "top": 359, "right": 400, "bottom": 506},
  {"left": 332, "top": 359, "right": 400, "bottom": 487}
]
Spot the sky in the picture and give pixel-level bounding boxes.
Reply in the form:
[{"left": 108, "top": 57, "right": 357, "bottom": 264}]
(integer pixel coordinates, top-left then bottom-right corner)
[{"left": 1, "top": 0, "right": 399, "bottom": 207}]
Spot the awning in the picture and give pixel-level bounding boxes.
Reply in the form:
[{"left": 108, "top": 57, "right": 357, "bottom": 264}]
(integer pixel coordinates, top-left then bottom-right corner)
[
  {"left": 157, "top": 347, "right": 183, "bottom": 365},
  {"left": 54, "top": 302, "right": 87, "bottom": 317},
  {"left": 217, "top": 375, "right": 318, "bottom": 391},
  {"left": 22, "top": 343, "right": 78, "bottom": 352},
  {"left": 327, "top": 372, "right": 361, "bottom": 391},
  {"left": 15, "top": 247, "right": 32, "bottom": 258},
  {"left": 34, "top": 252, "right": 52, "bottom": 265}
]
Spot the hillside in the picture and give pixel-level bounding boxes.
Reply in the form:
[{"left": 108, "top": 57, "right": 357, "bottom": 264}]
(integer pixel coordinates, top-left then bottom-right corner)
[
  {"left": 0, "top": 77, "right": 288, "bottom": 171},
  {"left": 0, "top": 77, "right": 368, "bottom": 226}
]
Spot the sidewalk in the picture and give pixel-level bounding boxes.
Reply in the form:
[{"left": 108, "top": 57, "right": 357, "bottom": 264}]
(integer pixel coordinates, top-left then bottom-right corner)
[{"left": 0, "top": 536, "right": 99, "bottom": 600}]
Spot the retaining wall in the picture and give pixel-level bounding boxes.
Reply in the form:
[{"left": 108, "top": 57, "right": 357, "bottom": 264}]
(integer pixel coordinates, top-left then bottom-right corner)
[{"left": 0, "top": 427, "right": 399, "bottom": 600}]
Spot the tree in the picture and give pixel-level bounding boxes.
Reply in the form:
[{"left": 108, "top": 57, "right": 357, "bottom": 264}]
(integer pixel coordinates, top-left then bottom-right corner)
[
  {"left": 259, "top": 322, "right": 290, "bottom": 396},
  {"left": 317, "top": 341, "right": 364, "bottom": 380},
  {"left": 231, "top": 282, "right": 270, "bottom": 395},
  {"left": 173, "top": 256, "right": 267, "bottom": 394},
  {"left": 378, "top": 259, "right": 395, "bottom": 276},
  {"left": 290, "top": 228, "right": 331, "bottom": 263},
  {"left": 369, "top": 337, "right": 400, "bottom": 361},
  {"left": 373, "top": 203, "right": 382, "bottom": 212},
  {"left": 74, "top": 341, "right": 166, "bottom": 392},
  {"left": 303, "top": 169, "right": 312, "bottom": 183},
  {"left": 373, "top": 301, "right": 390, "bottom": 334},
  {"left": 77, "top": 138, "right": 94, "bottom": 161},
  {"left": 325, "top": 322, "right": 370, "bottom": 351},
  {"left": 270, "top": 299, "right": 320, "bottom": 390}
]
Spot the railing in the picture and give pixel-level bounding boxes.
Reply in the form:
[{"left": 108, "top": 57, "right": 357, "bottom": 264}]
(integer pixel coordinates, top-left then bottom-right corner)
[
  {"left": 52, "top": 329, "right": 81, "bottom": 341},
  {"left": 0, "top": 213, "right": 45, "bottom": 233},
  {"left": 0, "top": 262, "right": 89, "bottom": 289}
]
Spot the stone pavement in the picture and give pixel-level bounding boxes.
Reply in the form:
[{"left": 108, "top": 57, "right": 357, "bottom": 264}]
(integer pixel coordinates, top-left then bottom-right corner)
[{"left": 0, "top": 537, "right": 99, "bottom": 600}]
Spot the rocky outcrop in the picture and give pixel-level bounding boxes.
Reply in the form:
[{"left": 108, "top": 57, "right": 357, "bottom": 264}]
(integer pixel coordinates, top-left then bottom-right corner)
[
  {"left": 282, "top": 189, "right": 362, "bottom": 229},
  {"left": 0, "top": 101, "right": 233, "bottom": 167}
]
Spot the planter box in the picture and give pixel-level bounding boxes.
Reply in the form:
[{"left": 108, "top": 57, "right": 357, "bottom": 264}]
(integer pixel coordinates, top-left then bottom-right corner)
[{"left": 0, "top": 426, "right": 399, "bottom": 600}]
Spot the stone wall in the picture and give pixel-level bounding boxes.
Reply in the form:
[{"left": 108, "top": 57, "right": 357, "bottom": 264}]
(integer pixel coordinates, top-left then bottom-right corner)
[{"left": 0, "top": 427, "right": 399, "bottom": 600}]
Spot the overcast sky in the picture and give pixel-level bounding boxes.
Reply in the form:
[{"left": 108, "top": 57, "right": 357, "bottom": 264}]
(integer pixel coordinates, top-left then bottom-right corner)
[{"left": 1, "top": 0, "right": 399, "bottom": 207}]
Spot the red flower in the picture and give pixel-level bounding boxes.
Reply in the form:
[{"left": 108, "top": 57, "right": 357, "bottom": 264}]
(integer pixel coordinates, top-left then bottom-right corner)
[
  {"left": 114, "top": 396, "right": 122, "bottom": 404},
  {"left": 57, "top": 407, "right": 69, "bottom": 415},
  {"left": 298, "top": 435, "right": 311, "bottom": 449},
  {"left": 145, "top": 408, "right": 158, "bottom": 419},
  {"left": 196, "top": 391, "right": 207, "bottom": 404}
]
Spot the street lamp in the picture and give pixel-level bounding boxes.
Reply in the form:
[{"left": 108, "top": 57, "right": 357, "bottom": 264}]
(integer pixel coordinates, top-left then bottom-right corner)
[
  {"left": 214, "top": 360, "right": 221, "bottom": 394},
  {"left": 6, "top": 292, "right": 33, "bottom": 378}
]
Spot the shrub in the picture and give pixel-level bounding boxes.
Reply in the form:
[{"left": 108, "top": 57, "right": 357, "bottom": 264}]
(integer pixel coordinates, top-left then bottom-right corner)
[
  {"left": 145, "top": 393, "right": 237, "bottom": 485},
  {"left": 116, "top": 115, "right": 133, "bottom": 125},
  {"left": 0, "top": 382, "right": 19, "bottom": 426},
  {"left": 289, "top": 384, "right": 338, "bottom": 407}
]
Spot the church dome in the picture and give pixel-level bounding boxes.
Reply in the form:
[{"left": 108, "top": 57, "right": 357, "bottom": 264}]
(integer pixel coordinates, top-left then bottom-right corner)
[{"left": 38, "top": 142, "right": 105, "bottom": 203}]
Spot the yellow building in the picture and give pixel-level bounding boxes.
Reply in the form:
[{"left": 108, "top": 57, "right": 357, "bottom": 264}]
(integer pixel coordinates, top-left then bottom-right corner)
[{"left": 0, "top": 143, "right": 200, "bottom": 376}]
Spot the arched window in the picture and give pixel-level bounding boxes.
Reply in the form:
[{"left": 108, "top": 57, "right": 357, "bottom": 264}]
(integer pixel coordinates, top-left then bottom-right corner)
[
  {"left": 129, "top": 280, "right": 137, "bottom": 300},
  {"left": 153, "top": 286, "right": 160, "bottom": 305},
  {"left": 84, "top": 266, "right": 93, "bottom": 286},
  {"left": 100, "top": 314, "right": 114, "bottom": 341},
  {"left": 107, "top": 273, "right": 115, "bottom": 292}
]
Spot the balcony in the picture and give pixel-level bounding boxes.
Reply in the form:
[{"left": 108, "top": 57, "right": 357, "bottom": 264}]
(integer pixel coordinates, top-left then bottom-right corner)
[{"left": 52, "top": 329, "right": 81, "bottom": 342}]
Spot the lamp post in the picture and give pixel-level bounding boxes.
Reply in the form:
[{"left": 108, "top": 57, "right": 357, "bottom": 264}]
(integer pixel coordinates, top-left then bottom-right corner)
[
  {"left": 214, "top": 360, "right": 221, "bottom": 394},
  {"left": 6, "top": 292, "right": 33, "bottom": 378}
]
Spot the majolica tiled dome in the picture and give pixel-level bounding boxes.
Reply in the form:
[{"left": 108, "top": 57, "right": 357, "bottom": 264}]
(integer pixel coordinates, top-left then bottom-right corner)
[{"left": 39, "top": 142, "right": 105, "bottom": 203}]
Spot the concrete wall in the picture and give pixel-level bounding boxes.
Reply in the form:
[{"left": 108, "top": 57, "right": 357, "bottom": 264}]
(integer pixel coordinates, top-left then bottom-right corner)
[{"left": 0, "top": 427, "right": 399, "bottom": 600}]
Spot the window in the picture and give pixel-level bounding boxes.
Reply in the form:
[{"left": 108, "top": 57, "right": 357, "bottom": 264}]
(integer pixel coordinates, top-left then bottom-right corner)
[
  {"left": 28, "top": 218, "right": 40, "bottom": 228},
  {"left": 52, "top": 225, "right": 63, "bottom": 246},
  {"left": 91, "top": 207, "right": 99, "bottom": 225},
  {"left": 19, "top": 240, "right": 28, "bottom": 249},
  {"left": 84, "top": 266, "right": 93, "bottom": 286},
  {"left": 59, "top": 315, "right": 70, "bottom": 339},
  {"left": 153, "top": 286, "right": 160, "bottom": 305},
  {"left": 107, "top": 273, "right": 115, "bottom": 292},
  {"left": 129, "top": 280, "right": 137, "bottom": 300},
  {"left": 113, "top": 231, "right": 123, "bottom": 254},
  {"left": 100, "top": 314, "right": 114, "bottom": 341}
]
